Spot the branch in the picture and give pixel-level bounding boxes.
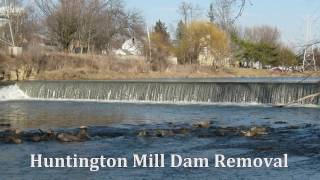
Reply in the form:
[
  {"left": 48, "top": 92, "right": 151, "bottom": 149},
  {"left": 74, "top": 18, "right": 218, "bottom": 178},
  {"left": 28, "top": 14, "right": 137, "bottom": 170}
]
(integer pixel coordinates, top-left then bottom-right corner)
[
  {"left": 277, "top": 92, "right": 320, "bottom": 107},
  {"left": 231, "top": 0, "right": 250, "bottom": 24}
]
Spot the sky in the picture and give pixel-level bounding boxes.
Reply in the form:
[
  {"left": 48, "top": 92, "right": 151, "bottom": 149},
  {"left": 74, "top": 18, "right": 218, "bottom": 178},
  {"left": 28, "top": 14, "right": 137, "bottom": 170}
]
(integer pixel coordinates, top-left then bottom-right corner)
[{"left": 125, "top": 0, "right": 320, "bottom": 47}]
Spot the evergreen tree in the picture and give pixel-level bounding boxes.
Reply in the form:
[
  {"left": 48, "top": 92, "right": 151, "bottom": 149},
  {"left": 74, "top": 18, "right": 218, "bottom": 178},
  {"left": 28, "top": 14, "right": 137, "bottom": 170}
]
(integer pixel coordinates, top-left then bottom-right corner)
[
  {"left": 154, "top": 20, "right": 170, "bottom": 41},
  {"left": 232, "top": 34, "right": 298, "bottom": 67},
  {"left": 176, "top": 20, "right": 185, "bottom": 40},
  {"left": 208, "top": 3, "right": 215, "bottom": 23},
  {"left": 150, "top": 20, "right": 172, "bottom": 71}
]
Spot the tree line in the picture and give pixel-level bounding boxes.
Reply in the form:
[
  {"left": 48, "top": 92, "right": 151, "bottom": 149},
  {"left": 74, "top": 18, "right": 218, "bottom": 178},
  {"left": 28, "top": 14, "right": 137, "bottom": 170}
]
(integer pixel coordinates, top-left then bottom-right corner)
[
  {"left": 35, "top": 0, "right": 145, "bottom": 53},
  {"left": 1, "top": 0, "right": 303, "bottom": 69},
  {"left": 150, "top": 0, "right": 299, "bottom": 69},
  {"left": 1, "top": 0, "right": 145, "bottom": 53}
]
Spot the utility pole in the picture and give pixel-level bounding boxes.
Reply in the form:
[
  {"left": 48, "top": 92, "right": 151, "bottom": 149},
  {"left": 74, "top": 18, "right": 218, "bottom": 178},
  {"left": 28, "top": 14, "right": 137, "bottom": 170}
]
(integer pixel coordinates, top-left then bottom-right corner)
[
  {"left": 303, "top": 16, "right": 317, "bottom": 71},
  {"left": 5, "top": 0, "right": 15, "bottom": 46},
  {"left": 146, "top": 25, "right": 152, "bottom": 61},
  {"left": 0, "top": 0, "right": 15, "bottom": 46}
]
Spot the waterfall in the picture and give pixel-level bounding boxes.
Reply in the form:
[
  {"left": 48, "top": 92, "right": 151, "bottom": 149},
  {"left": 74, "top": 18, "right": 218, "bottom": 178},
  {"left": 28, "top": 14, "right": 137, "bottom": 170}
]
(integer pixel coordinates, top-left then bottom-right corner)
[
  {"left": 16, "top": 80, "right": 320, "bottom": 105},
  {"left": 0, "top": 84, "right": 29, "bottom": 101}
]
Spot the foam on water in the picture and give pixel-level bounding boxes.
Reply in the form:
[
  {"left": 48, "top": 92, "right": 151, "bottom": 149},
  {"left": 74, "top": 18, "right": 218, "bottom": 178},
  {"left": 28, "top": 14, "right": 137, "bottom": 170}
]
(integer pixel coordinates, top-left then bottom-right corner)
[
  {"left": 15, "top": 99, "right": 320, "bottom": 108},
  {"left": 0, "top": 85, "right": 30, "bottom": 101}
]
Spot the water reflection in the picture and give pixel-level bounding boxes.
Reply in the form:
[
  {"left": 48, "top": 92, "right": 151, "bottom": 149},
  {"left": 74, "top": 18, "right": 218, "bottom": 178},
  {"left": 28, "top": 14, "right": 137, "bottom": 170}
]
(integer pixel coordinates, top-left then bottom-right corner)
[
  {"left": 0, "top": 100, "right": 319, "bottom": 130},
  {"left": 0, "top": 101, "right": 131, "bottom": 129}
]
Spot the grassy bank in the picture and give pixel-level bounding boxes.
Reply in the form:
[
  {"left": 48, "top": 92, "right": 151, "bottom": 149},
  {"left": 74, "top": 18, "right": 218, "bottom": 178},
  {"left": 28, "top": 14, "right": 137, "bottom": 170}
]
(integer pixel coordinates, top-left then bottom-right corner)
[
  {"left": 37, "top": 67, "right": 319, "bottom": 81},
  {"left": 0, "top": 52, "right": 319, "bottom": 81}
]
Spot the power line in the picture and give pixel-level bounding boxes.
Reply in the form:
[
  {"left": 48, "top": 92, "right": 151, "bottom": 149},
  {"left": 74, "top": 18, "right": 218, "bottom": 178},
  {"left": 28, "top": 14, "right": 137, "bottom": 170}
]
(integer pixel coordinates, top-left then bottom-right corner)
[
  {"left": 302, "top": 16, "right": 317, "bottom": 71},
  {"left": 0, "top": 0, "right": 19, "bottom": 47}
]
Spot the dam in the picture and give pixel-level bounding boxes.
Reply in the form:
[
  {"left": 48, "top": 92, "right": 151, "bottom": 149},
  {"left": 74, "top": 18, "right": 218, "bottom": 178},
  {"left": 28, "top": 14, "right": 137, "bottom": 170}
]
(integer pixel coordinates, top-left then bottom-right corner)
[{"left": 12, "top": 78, "right": 319, "bottom": 105}]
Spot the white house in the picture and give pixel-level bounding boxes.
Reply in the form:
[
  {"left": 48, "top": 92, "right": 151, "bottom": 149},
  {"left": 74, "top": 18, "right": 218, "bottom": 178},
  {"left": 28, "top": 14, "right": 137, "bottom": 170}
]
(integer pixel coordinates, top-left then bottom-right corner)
[{"left": 113, "top": 38, "right": 143, "bottom": 56}]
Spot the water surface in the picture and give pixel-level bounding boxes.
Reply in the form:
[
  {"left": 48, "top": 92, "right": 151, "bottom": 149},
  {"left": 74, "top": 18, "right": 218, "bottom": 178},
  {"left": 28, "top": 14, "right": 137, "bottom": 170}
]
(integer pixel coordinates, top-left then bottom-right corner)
[
  {"left": 0, "top": 101, "right": 319, "bottom": 179},
  {"left": 0, "top": 78, "right": 319, "bottom": 179}
]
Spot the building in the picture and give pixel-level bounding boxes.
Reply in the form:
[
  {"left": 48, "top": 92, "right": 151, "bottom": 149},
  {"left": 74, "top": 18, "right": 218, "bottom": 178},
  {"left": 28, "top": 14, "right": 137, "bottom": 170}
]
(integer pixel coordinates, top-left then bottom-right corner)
[
  {"left": 198, "top": 37, "right": 230, "bottom": 67},
  {"left": 113, "top": 38, "right": 144, "bottom": 56}
]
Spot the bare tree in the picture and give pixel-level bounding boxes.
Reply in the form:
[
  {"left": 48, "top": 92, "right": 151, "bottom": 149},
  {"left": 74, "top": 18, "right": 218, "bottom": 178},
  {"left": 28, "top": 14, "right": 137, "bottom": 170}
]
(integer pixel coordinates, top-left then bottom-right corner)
[
  {"left": 74, "top": 0, "right": 106, "bottom": 53},
  {"left": 35, "top": 0, "right": 145, "bottom": 53},
  {"left": 243, "top": 25, "right": 281, "bottom": 45},
  {"left": 179, "top": 2, "right": 191, "bottom": 24},
  {"left": 35, "top": 0, "right": 80, "bottom": 50},
  {"left": 0, "top": 0, "right": 40, "bottom": 47},
  {"left": 178, "top": 1, "right": 202, "bottom": 24},
  {"left": 208, "top": 0, "right": 249, "bottom": 32},
  {"left": 92, "top": 2, "right": 145, "bottom": 52}
]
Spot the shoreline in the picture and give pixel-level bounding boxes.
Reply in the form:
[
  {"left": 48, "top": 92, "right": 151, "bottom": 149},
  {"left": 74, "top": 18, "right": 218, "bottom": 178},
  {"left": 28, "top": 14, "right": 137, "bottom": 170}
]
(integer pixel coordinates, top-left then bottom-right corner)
[
  {"left": 1, "top": 76, "right": 319, "bottom": 85},
  {"left": 1, "top": 69, "right": 319, "bottom": 82}
]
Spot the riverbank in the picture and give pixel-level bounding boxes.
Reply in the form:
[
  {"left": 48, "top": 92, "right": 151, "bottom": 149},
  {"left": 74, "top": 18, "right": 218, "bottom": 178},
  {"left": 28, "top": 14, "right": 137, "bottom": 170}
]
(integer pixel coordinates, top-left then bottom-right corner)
[
  {"left": 35, "top": 68, "right": 320, "bottom": 81},
  {"left": 1, "top": 52, "right": 319, "bottom": 81},
  {"left": 2, "top": 67, "right": 319, "bottom": 82}
]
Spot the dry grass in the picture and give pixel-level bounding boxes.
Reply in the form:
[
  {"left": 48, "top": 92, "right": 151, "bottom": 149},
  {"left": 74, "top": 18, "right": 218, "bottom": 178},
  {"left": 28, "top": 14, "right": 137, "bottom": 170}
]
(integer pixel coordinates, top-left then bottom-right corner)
[
  {"left": 37, "top": 66, "right": 320, "bottom": 81},
  {"left": 1, "top": 49, "right": 319, "bottom": 81}
]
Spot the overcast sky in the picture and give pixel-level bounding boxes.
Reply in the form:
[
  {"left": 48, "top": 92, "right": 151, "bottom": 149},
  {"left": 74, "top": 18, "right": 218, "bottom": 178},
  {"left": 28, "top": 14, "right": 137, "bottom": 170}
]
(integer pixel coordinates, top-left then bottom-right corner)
[{"left": 125, "top": 0, "right": 320, "bottom": 47}]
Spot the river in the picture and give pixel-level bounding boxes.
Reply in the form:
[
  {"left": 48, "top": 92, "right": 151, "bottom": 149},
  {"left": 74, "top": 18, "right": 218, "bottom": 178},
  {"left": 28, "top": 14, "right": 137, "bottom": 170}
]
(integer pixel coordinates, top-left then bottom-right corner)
[{"left": 0, "top": 78, "right": 319, "bottom": 179}]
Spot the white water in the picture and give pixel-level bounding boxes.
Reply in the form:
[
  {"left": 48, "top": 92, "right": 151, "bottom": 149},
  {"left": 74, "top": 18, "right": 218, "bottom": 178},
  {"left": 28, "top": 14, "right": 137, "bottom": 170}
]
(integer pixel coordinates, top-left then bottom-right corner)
[
  {"left": 0, "top": 85, "right": 30, "bottom": 101},
  {"left": 18, "top": 81, "right": 320, "bottom": 105},
  {"left": 0, "top": 85, "right": 266, "bottom": 106},
  {"left": 0, "top": 83, "right": 318, "bottom": 108}
]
